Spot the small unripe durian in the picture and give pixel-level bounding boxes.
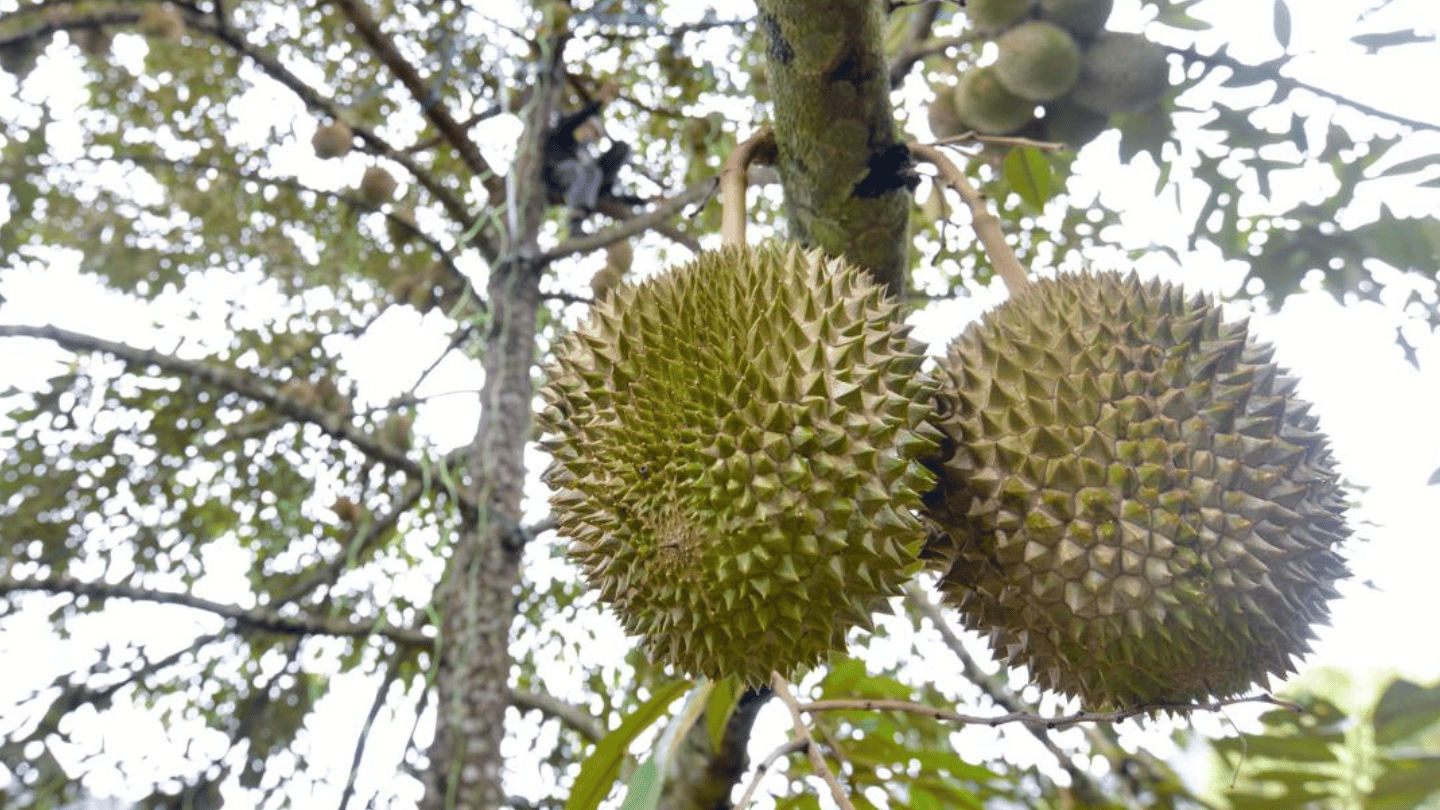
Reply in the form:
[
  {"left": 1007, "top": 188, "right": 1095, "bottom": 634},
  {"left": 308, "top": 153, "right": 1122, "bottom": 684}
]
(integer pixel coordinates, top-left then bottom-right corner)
[
  {"left": 0, "top": 39, "right": 41, "bottom": 78},
  {"left": 74, "top": 27, "right": 113, "bottom": 59},
  {"left": 994, "top": 21, "right": 1082, "bottom": 102},
  {"left": 312, "top": 121, "right": 353, "bottom": 159},
  {"left": 591, "top": 239, "right": 633, "bottom": 300},
  {"left": 1041, "top": 97, "right": 1110, "bottom": 148},
  {"left": 540, "top": 242, "right": 941, "bottom": 686},
  {"left": 139, "top": 3, "right": 184, "bottom": 40},
  {"left": 388, "top": 206, "right": 417, "bottom": 246},
  {"left": 1038, "top": 0, "right": 1113, "bottom": 41},
  {"left": 927, "top": 83, "right": 966, "bottom": 139},
  {"left": 953, "top": 66, "right": 1036, "bottom": 135},
  {"left": 966, "top": 0, "right": 1034, "bottom": 33},
  {"left": 1070, "top": 31, "right": 1170, "bottom": 114},
  {"left": 358, "top": 166, "right": 397, "bottom": 206},
  {"left": 922, "top": 272, "right": 1349, "bottom": 708}
]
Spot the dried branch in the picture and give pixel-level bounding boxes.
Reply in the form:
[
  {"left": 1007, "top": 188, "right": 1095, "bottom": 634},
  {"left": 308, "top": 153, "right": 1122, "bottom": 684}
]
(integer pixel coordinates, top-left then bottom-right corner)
[
  {"left": 909, "top": 143, "right": 1030, "bottom": 294},
  {"left": 770, "top": 672, "right": 857, "bottom": 810},
  {"left": 0, "top": 574, "right": 433, "bottom": 648}
]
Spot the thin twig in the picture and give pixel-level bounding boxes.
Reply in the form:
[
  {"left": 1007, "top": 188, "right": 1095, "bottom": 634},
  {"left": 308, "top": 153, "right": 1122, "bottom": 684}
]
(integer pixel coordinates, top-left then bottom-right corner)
[
  {"left": 909, "top": 143, "right": 1030, "bottom": 294},
  {"left": 0, "top": 575, "right": 432, "bottom": 648},
  {"left": 798, "top": 693, "right": 1302, "bottom": 729},
  {"left": 732, "top": 739, "right": 807, "bottom": 810},
  {"left": 770, "top": 672, "right": 857, "bottom": 810}
]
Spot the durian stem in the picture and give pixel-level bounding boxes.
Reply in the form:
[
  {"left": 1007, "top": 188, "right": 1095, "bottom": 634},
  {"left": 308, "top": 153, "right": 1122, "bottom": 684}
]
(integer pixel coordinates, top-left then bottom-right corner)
[
  {"left": 909, "top": 143, "right": 1031, "bottom": 294},
  {"left": 720, "top": 127, "right": 777, "bottom": 247},
  {"left": 771, "top": 671, "right": 859, "bottom": 810}
]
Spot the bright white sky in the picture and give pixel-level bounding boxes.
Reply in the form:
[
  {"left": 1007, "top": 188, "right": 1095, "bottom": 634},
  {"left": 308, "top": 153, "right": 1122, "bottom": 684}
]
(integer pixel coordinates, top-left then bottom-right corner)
[{"left": 1, "top": 0, "right": 1439, "bottom": 806}]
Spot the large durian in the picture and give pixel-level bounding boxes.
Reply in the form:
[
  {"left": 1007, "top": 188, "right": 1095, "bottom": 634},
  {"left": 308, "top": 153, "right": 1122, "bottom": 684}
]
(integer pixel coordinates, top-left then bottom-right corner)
[
  {"left": 540, "top": 243, "right": 940, "bottom": 686},
  {"left": 922, "top": 272, "right": 1349, "bottom": 707},
  {"left": 953, "top": 66, "right": 1037, "bottom": 135}
]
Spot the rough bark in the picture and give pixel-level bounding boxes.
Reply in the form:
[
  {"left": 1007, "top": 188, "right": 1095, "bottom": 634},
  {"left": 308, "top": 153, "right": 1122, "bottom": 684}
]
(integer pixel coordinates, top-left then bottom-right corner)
[
  {"left": 419, "top": 59, "right": 557, "bottom": 810},
  {"left": 754, "top": 0, "right": 913, "bottom": 295}
]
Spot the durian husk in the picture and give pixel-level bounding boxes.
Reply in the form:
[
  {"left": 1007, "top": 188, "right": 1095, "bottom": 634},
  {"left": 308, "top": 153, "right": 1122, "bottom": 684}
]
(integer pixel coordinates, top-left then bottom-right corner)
[
  {"left": 1038, "top": 0, "right": 1113, "bottom": 41},
  {"left": 540, "top": 242, "right": 941, "bottom": 686},
  {"left": 994, "top": 21, "right": 1082, "bottom": 102},
  {"left": 1070, "top": 31, "right": 1170, "bottom": 114},
  {"left": 953, "top": 66, "right": 1037, "bottom": 135},
  {"left": 966, "top": 0, "right": 1035, "bottom": 33},
  {"left": 922, "top": 272, "right": 1349, "bottom": 707}
]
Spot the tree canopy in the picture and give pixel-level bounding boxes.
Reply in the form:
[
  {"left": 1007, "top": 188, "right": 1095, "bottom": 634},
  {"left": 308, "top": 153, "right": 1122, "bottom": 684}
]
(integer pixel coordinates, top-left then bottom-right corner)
[{"left": 1, "top": 1, "right": 1438, "bottom": 809}]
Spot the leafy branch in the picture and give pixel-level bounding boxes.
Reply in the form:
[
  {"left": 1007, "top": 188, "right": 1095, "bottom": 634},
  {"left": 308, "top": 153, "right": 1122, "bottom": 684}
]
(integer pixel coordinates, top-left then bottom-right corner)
[{"left": 0, "top": 574, "right": 433, "bottom": 647}]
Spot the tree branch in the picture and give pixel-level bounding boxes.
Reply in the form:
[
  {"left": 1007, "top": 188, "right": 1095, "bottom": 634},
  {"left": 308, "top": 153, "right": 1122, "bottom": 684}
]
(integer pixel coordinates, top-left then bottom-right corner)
[
  {"left": 0, "top": 575, "right": 432, "bottom": 648},
  {"left": 798, "top": 693, "right": 1301, "bottom": 729},
  {"left": 544, "top": 178, "right": 717, "bottom": 262},
  {"left": 510, "top": 689, "right": 605, "bottom": 743},
  {"left": 771, "top": 672, "right": 857, "bottom": 810}
]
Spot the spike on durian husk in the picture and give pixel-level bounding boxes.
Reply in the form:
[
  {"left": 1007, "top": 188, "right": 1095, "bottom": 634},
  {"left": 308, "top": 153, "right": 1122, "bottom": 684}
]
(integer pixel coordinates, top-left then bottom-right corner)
[
  {"left": 922, "top": 272, "right": 1349, "bottom": 708},
  {"left": 540, "top": 242, "right": 941, "bottom": 686}
]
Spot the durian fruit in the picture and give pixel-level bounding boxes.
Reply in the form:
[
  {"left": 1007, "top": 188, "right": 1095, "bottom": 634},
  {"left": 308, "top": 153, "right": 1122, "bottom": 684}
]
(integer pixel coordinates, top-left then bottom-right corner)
[
  {"left": 138, "top": 3, "right": 184, "bottom": 40},
  {"left": 922, "top": 272, "right": 1349, "bottom": 707},
  {"left": 965, "top": 0, "right": 1034, "bottom": 33},
  {"left": 994, "top": 21, "right": 1082, "bottom": 102},
  {"left": 591, "top": 239, "right": 632, "bottom": 300},
  {"left": 1070, "top": 32, "right": 1170, "bottom": 114},
  {"left": 539, "top": 242, "right": 940, "bottom": 686},
  {"left": 953, "top": 66, "right": 1036, "bottom": 135},
  {"left": 1038, "top": 0, "right": 1113, "bottom": 41},
  {"left": 312, "top": 121, "right": 353, "bottom": 159},
  {"left": 388, "top": 206, "right": 417, "bottom": 246},
  {"left": 1040, "top": 97, "right": 1110, "bottom": 148},
  {"left": 0, "top": 39, "right": 41, "bottom": 78},
  {"left": 358, "top": 166, "right": 397, "bottom": 206},
  {"left": 926, "top": 83, "right": 966, "bottom": 139},
  {"left": 73, "top": 27, "right": 113, "bottom": 59}
]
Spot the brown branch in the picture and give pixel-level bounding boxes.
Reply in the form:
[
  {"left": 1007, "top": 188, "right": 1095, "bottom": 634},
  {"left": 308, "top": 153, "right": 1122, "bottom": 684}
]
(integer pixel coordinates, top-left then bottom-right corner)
[
  {"left": 770, "top": 672, "right": 857, "bottom": 810},
  {"left": 732, "top": 739, "right": 807, "bottom": 810},
  {"left": 0, "top": 575, "right": 432, "bottom": 648},
  {"left": 720, "top": 127, "right": 778, "bottom": 247},
  {"left": 543, "top": 178, "right": 718, "bottom": 262},
  {"left": 0, "top": 323, "right": 435, "bottom": 481},
  {"left": 510, "top": 689, "right": 605, "bottom": 743},
  {"left": 329, "top": 0, "right": 507, "bottom": 209},
  {"left": 886, "top": 2, "right": 945, "bottom": 87},
  {"left": 909, "top": 143, "right": 1030, "bottom": 294}
]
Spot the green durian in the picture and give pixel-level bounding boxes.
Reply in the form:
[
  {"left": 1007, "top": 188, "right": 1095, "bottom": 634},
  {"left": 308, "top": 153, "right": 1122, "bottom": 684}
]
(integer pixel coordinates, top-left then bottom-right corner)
[
  {"left": 994, "top": 21, "right": 1082, "bottom": 102},
  {"left": 965, "top": 0, "right": 1034, "bottom": 33},
  {"left": 1070, "top": 31, "right": 1171, "bottom": 114},
  {"left": 953, "top": 66, "right": 1037, "bottom": 135},
  {"left": 1038, "top": 0, "right": 1113, "bottom": 41},
  {"left": 922, "top": 272, "right": 1349, "bottom": 708},
  {"left": 540, "top": 243, "right": 940, "bottom": 686},
  {"left": 1040, "top": 97, "right": 1110, "bottom": 148}
]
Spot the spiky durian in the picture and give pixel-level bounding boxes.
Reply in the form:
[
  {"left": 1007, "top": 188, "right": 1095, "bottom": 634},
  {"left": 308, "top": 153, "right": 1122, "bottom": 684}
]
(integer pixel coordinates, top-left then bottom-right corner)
[
  {"left": 965, "top": 0, "right": 1034, "bottom": 33},
  {"left": 994, "top": 21, "right": 1082, "bottom": 102},
  {"left": 953, "top": 66, "right": 1036, "bottom": 135},
  {"left": 1070, "top": 32, "right": 1170, "bottom": 114},
  {"left": 540, "top": 243, "right": 940, "bottom": 686},
  {"left": 922, "top": 272, "right": 1349, "bottom": 708},
  {"left": 1038, "top": 0, "right": 1113, "bottom": 41}
]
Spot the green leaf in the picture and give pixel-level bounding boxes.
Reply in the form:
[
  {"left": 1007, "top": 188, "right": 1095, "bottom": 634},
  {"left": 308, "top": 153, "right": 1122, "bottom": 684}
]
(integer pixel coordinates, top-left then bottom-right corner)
[
  {"left": 705, "top": 676, "right": 740, "bottom": 750},
  {"left": 563, "top": 680, "right": 690, "bottom": 810},
  {"left": 1368, "top": 754, "right": 1440, "bottom": 810},
  {"left": 1273, "top": 1, "right": 1291, "bottom": 50},
  {"left": 1373, "top": 678, "right": 1440, "bottom": 745},
  {"left": 617, "top": 758, "right": 663, "bottom": 810},
  {"left": 1351, "top": 30, "right": 1436, "bottom": 53},
  {"left": 1213, "top": 733, "right": 1340, "bottom": 762},
  {"left": 1001, "top": 147, "right": 1056, "bottom": 213}
]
